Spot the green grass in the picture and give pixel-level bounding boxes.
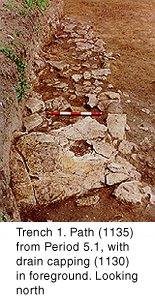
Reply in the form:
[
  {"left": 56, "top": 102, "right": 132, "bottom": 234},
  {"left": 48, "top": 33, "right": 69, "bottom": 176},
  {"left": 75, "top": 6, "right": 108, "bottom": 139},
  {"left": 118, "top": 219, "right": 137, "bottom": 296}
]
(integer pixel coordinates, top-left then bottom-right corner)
[
  {"left": 0, "top": 45, "right": 28, "bottom": 101},
  {"left": 0, "top": 212, "right": 7, "bottom": 221},
  {"left": 23, "top": 0, "right": 49, "bottom": 12}
]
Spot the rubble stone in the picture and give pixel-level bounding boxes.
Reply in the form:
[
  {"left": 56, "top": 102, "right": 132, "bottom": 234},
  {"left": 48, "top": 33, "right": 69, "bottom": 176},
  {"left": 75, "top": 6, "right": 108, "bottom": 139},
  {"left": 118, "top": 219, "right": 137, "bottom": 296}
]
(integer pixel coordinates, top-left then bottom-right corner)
[
  {"left": 72, "top": 74, "right": 83, "bottom": 82},
  {"left": 84, "top": 71, "right": 91, "bottom": 80},
  {"left": 87, "top": 94, "right": 98, "bottom": 108},
  {"left": 118, "top": 140, "right": 134, "bottom": 154},
  {"left": 76, "top": 194, "right": 100, "bottom": 206},
  {"left": 107, "top": 156, "right": 141, "bottom": 180},
  {"left": 45, "top": 96, "right": 70, "bottom": 111},
  {"left": 113, "top": 181, "right": 154, "bottom": 204}
]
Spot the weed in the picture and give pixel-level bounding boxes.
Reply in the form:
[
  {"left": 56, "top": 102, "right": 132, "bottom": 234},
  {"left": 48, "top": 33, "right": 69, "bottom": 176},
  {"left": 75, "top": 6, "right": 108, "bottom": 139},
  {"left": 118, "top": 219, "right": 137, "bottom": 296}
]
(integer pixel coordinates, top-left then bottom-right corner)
[
  {"left": 1, "top": 155, "right": 4, "bottom": 162},
  {"left": 0, "top": 212, "right": 7, "bottom": 221},
  {"left": 16, "top": 78, "right": 29, "bottom": 101},
  {"left": 3, "top": 1, "right": 15, "bottom": 9},
  {"left": 16, "top": 32, "right": 22, "bottom": 37},
  {"left": 2, "top": 138, "right": 5, "bottom": 142},
  {"left": 33, "top": 24, "right": 41, "bottom": 33},
  {"left": 19, "top": 10, "right": 26, "bottom": 17},
  {"left": 0, "top": 45, "right": 28, "bottom": 101},
  {"left": 22, "top": 0, "right": 49, "bottom": 13}
]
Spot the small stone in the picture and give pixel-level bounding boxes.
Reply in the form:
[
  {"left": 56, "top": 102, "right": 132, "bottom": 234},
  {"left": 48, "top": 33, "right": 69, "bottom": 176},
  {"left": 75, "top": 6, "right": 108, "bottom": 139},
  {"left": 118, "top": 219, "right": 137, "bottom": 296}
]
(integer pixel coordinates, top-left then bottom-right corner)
[
  {"left": 76, "top": 42, "right": 93, "bottom": 50},
  {"left": 23, "top": 114, "right": 43, "bottom": 131},
  {"left": 64, "top": 23, "right": 77, "bottom": 32},
  {"left": 53, "top": 82, "right": 68, "bottom": 89},
  {"left": 91, "top": 69, "right": 111, "bottom": 78},
  {"left": 72, "top": 74, "right": 83, "bottom": 82},
  {"left": 104, "top": 91, "right": 120, "bottom": 101},
  {"left": 83, "top": 71, "right": 91, "bottom": 80},
  {"left": 97, "top": 92, "right": 121, "bottom": 112},
  {"left": 82, "top": 63, "right": 90, "bottom": 68},
  {"left": 91, "top": 64, "right": 98, "bottom": 69},
  {"left": 118, "top": 140, "right": 134, "bottom": 154},
  {"left": 95, "top": 87, "right": 102, "bottom": 93},
  {"left": 69, "top": 95, "right": 77, "bottom": 101},
  {"left": 108, "top": 84, "right": 114, "bottom": 88},
  {"left": 45, "top": 96, "right": 70, "bottom": 111},
  {"left": 125, "top": 124, "right": 131, "bottom": 131},
  {"left": 76, "top": 194, "right": 100, "bottom": 206},
  {"left": 107, "top": 114, "right": 126, "bottom": 140},
  {"left": 47, "top": 60, "right": 69, "bottom": 70},
  {"left": 131, "top": 154, "right": 137, "bottom": 160},
  {"left": 123, "top": 92, "right": 130, "bottom": 97},
  {"left": 71, "top": 65, "right": 81, "bottom": 71},
  {"left": 142, "top": 108, "right": 150, "bottom": 114},
  {"left": 83, "top": 81, "right": 92, "bottom": 86},
  {"left": 138, "top": 124, "right": 149, "bottom": 131},
  {"left": 87, "top": 94, "right": 98, "bottom": 108},
  {"left": 94, "top": 80, "right": 103, "bottom": 86}
]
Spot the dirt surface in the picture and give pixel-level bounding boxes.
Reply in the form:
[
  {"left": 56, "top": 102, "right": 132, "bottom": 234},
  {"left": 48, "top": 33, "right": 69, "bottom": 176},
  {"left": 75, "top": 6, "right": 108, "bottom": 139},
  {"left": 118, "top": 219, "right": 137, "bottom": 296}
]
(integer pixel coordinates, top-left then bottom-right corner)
[
  {"left": 0, "top": 0, "right": 155, "bottom": 222},
  {"left": 63, "top": 0, "right": 155, "bottom": 182}
]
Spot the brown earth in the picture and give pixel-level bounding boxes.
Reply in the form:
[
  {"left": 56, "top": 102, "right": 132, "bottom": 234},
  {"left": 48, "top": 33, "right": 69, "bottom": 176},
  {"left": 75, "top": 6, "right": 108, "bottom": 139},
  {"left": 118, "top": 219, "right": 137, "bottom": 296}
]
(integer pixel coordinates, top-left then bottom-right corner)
[{"left": 0, "top": 0, "right": 155, "bottom": 222}]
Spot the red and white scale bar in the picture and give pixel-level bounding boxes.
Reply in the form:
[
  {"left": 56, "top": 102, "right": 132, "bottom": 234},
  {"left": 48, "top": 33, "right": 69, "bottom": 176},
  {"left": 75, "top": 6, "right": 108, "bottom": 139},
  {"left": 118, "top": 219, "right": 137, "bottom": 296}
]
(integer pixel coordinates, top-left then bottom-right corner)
[{"left": 50, "top": 111, "right": 102, "bottom": 116}]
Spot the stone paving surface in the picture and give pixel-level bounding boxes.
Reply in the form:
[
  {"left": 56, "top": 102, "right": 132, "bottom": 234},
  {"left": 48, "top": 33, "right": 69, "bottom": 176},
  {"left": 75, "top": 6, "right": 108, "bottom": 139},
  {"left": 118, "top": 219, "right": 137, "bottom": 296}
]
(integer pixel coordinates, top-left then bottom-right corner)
[{"left": 10, "top": 17, "right": 155, "bottom": 209}]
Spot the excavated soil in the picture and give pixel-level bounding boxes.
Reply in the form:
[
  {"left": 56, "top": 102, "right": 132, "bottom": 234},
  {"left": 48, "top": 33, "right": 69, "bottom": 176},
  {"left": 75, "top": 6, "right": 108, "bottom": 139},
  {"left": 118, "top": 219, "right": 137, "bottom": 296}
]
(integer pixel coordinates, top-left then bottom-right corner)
[{"left": 1, "top": 0, "right": 155, "bottom": 222}]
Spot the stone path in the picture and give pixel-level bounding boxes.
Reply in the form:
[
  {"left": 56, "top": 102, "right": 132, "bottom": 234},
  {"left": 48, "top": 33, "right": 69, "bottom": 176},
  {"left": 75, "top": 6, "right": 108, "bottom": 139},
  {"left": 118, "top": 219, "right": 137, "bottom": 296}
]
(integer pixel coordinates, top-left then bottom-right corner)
[{"left": 10, "top": 18, "right": 155, "bottom": 212}]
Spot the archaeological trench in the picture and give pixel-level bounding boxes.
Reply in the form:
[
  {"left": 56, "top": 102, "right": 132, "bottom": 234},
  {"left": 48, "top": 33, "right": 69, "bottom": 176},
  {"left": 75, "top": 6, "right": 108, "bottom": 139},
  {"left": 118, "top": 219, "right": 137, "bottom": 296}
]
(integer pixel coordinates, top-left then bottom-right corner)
[{"left": 0, "top": 0, "right": 155, "bottom": 222}]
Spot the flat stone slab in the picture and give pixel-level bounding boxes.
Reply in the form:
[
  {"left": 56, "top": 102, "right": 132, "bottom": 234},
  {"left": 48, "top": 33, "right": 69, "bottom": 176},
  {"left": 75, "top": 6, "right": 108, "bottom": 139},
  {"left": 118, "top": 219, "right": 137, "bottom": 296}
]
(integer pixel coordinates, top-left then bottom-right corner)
[
  {"left": 57, "top": 117, "right": 107, "bottom": 140},
  {"left": 90, "top": 140, "right": 116, "bottom": 159},
  {"left": 106, "top": 172, "right": 129, "bottom": 185},
  {"left": 23, "top": 113, "right": 43, "bottom": 131},
  {"left": 25, "top": 98, "right": 45, "bottom": 113},
  {"left": 107, "top": 114, "right": 126, "bottom": 140}
]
